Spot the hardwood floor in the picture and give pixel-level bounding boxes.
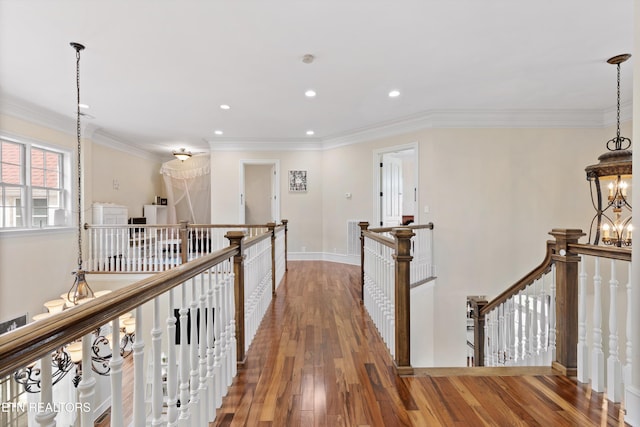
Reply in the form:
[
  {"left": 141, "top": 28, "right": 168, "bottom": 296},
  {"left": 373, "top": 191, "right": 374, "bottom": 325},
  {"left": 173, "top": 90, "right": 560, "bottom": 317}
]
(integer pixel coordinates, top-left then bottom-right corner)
[
  {"left": 213, "top": 261, "right": 627, "bottom": 426},
  {"left": 96, "top": 260, "right": 627, "bottom": 426}
]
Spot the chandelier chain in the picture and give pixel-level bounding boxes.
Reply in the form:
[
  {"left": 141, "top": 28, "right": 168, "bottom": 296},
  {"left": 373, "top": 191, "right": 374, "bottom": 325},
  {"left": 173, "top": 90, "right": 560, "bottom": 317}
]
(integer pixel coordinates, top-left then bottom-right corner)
[
  {"left": 75, "top": 47, "right": 83, "bottom": 269},
  {"left": 616, "top": 62, "right": 621, "bottom": 141}
]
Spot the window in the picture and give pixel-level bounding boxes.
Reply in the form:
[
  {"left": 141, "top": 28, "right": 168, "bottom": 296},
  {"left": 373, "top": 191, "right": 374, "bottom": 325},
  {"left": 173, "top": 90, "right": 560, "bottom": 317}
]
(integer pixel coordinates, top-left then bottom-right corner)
[{"left": 0, "top": 137, "right": 70, "bottom": 230}]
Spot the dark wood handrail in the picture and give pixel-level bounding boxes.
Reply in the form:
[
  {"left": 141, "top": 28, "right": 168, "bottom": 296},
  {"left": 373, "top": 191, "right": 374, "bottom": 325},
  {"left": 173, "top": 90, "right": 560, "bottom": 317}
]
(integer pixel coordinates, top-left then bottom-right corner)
[
  {"left": 368, "top": 222, "right": 434, "bottom": 233},
  {"left": 0, "top": 246, "right": 238, "bottom": 378},
  {"left": 567, "top": 243, "right": 631, "bottom": 262},
  {"left": 479, "top": 241, "right": 556, "bottom": 316},
  {"left": 243, "top": 230, "right": 272, "bottom": 248},
  {"left": 362, "top": 230, "right": 395, "bottom": 249}
]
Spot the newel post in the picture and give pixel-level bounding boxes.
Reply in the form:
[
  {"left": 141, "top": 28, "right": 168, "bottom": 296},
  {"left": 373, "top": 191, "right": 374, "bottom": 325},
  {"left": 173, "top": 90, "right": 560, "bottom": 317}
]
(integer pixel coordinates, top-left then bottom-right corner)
[
  {"left": 358, "top": 221, "right": 370, "bottom": 300},
  {"left": 392, "top": 227, "right": 414, "bottom": 374},
  {"left": 469, "top": 297, "right": 488, "bottom": 367},
  {"left": 281, "top": 219, "right": 289, "bottom": 271},
  {"left": 549, "top": 228, "right": 585, "bottom": 376},
  {"left": 226, "top": 230, "right": 246, "bottom": 363},
  {"left": 179, "top": 220, "right": 189, "bottom": 265},
  {"left": 268, "top": 222, "right": 277, "bottom": 296}
]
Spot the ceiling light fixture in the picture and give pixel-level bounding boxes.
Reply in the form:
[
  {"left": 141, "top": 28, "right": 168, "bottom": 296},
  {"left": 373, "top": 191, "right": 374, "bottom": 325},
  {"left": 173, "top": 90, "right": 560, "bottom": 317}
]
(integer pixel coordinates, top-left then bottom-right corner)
[
  {"left": 306, "top": 130, "right": 315, "bottom": 136},
  {"left": 67, "top": 41, "right": 94, "bottom": 305},
  {"left": 586, "top": 53, "right": 633, "bottom": 247},
  {"left": 78, "top": 103, "right": 89, "bottom": 109},
  {"left": 220, "top": 104, "right": 231, "bottom": 110},
  {"left": 302, "top": 54, "right": 315, "bottom": 64},
  {"left": 305, "top": 89, "right": 316, "bottom": 98},
  {"left": 214, "top": 130, "right": 224, "bottom": 135},
  {"left": 173, "top": 148, "right": 192, "bottom": 161},
  {"left": 388, "top": 90, "right": 400, "bottom": 98}
]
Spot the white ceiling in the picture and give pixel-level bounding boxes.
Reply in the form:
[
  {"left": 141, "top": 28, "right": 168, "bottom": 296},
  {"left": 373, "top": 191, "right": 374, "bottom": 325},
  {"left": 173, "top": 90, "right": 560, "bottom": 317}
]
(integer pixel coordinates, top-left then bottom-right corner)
[{"left": 0, "top": 0, "right": 634, "bottom": 158}]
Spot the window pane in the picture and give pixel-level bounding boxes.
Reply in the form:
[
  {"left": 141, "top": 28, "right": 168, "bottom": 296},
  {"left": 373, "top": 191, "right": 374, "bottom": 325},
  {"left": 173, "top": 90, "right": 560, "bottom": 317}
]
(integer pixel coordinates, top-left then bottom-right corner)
[
  {"left": 31, "top": 168, "right": 44, "bottom": 186},
  {"left": 1, "top": 141, "right": 22, "bottom": 165},
  {"left": 0, "top": 186, "right": 25, "bottom": 227},
  {"left": 46, "top": 170, "right": 60, "bottom": 188},
  {"left": 32, "top": 190, "right": 48, "bottom": 227},
  {"left": 1, "top": 164, "right": 22, "bottom": 185},
  {"left": 31, "top": 148, "right": 44, "bottom": 169}
]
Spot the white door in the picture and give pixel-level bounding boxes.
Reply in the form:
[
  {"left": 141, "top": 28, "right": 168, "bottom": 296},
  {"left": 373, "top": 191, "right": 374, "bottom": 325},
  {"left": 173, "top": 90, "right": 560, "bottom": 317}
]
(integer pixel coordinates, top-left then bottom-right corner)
[
  {"left": 381, "top": 154, "right": 403, "bottom": 227},
  {"left": 239, "top": 160, "right": 280, "bottom": 224}
]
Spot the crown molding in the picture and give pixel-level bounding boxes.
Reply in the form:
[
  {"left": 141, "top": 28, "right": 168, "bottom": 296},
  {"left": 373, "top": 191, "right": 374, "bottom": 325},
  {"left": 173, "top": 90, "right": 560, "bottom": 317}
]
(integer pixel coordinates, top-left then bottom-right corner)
[
  {"left": 208, "top": 138, "right": 323, "bottom": 152},
  {"left": 3, "top": 93, "right": 632, "bottom": 154},
  {"left": 1, "top": 93, "right": 77, "bottom": 136},
  {"left": 92, "top": 129, "right": 164, "bottom": 161}
]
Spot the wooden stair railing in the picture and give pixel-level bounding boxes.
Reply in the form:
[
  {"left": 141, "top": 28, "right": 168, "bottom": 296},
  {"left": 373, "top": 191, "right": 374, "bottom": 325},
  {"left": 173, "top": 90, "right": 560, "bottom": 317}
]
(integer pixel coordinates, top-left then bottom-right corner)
[
  {"left": 358, "top": 221, "right": 435, "bottom": 375},
  {"left": 471, "top": 229, "right": 632, "bottom": 384}
]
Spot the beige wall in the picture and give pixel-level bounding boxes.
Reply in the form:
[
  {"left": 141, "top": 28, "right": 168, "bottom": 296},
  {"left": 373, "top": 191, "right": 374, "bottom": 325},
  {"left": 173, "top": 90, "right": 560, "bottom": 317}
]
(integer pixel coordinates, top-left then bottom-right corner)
[
  {"left": 0, "top": 114, "right": 162, "bottom": 325},
  {"left": 211, "top": 150, "right": 323, "bottom": 254},
  {"left": 209, "top": 125, "right": 624, "bottom": 366},
  {"left": 91, "top": 142, "right": 163, "bottom": 218}
]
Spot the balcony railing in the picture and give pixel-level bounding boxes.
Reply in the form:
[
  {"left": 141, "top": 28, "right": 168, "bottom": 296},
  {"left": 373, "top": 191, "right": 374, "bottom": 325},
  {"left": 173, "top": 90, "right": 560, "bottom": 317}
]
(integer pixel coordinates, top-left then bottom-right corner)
[{"left": 0, "top": 221, "right": 288, "bottom": 426}]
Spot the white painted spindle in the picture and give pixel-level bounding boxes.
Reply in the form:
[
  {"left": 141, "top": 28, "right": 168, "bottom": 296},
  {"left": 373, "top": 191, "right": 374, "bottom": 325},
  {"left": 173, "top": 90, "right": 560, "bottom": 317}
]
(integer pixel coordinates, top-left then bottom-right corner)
[
  {"left": 592, "top": 257, "right": 605, "bottom": 392},
  {"left": 109, "top": 318, "right": 124, "bottom": 427},
  {"left": 607, "top": 259, "right": 622, "bottom": 402},
  {"left": 35, "top": 356, "right": 56, "bottom": 426}
]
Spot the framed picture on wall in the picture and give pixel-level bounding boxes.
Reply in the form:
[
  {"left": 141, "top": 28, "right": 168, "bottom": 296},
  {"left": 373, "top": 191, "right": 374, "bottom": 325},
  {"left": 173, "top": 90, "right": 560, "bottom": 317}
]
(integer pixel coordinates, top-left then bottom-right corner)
[{"left": 289, "top": 170, "right": 307, "bottom": 192}]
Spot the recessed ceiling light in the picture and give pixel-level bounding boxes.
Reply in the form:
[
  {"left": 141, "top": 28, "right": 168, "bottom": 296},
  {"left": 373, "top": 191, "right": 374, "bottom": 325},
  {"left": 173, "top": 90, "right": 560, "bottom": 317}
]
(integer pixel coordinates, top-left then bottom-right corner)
[
  {"left": 78, "top": 103, "right": 89, "bottom": 109},
  {"left": 305, "top": 89, "right": 316, "bottom": 98},
  {"left": 214, "top": 130, "right": 224, "bottom": 135},
  {"left": 388, "top": 90, "right": 400, "bottom": 98},
  {"left": 306, "top": 130, "right": 315, "bottom": 136},
  {"left": 220, "top": 104, "right": 231, "bottom": 110}
]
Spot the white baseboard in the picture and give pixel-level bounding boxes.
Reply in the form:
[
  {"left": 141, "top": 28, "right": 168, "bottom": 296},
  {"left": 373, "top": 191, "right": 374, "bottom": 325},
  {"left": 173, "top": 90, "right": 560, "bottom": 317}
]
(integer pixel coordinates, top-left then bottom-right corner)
[
  {"left": 288, "top": 252, "right": 360, "bottom": 265},
  {"left": 626, "top": 385, "right": 640, "bottom": 426}
]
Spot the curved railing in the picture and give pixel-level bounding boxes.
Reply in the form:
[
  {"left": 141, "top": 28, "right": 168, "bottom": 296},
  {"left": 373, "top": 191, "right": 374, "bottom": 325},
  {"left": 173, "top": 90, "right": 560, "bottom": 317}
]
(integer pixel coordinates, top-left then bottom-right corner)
[{"left": 0, "top": 222, "right": 288, "bottom": 426}]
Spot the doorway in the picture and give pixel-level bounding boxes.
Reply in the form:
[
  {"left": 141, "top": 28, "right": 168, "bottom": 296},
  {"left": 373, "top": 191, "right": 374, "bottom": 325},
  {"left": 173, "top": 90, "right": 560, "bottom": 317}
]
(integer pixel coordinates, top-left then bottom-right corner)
[
  {"left": 373, "top": 144, "right": 418, "bottom": 227},
  {"left": 239, "top": 160, "right": 280, "bottom": 224}
]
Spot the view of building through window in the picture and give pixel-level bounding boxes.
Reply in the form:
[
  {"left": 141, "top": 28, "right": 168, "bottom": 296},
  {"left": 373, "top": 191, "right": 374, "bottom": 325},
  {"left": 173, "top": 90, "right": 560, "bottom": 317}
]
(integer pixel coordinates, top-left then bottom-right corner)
[{"left": 0, "top": 139, "right": 67, "bottom": 229}]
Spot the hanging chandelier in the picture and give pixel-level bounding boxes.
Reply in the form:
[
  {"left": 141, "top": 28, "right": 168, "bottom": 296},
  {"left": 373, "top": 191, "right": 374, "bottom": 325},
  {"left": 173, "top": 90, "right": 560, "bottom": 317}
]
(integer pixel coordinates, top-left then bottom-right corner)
[
  {"left": 586, "top": 53, "right": 632, "bottom": 247},
  {"left": 67, "top": 42, "right": 95, "bottom": 303}
]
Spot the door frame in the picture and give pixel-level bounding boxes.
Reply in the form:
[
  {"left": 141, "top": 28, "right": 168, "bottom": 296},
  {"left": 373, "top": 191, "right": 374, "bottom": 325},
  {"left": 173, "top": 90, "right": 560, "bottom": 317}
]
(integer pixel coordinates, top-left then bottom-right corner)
[
  {"left": 239, "top": 159, "right": 280, "bottom": 224},
  {"left": 372, "top": 142, "right": 419, "bottom": 227}
]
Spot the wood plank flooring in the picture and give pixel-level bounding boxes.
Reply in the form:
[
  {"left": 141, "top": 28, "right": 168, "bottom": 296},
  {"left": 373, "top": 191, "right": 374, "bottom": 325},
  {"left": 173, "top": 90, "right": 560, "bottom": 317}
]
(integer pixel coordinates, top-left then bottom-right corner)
[{"left": 213, "top": 261, "right": 627, "bottom": 426}]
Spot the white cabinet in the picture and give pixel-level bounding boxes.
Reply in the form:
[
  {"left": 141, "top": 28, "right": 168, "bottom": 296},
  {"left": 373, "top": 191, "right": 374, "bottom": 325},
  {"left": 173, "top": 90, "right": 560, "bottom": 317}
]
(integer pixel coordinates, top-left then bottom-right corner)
[
  {"left": 91, "top": 203, "right": 128, "bottom": 259},
  {"left": 144, "top": 205, "right": 168, "bottom": 225},
  {"left": 92, "top": 203, "right": 128, "bottom": 225}
]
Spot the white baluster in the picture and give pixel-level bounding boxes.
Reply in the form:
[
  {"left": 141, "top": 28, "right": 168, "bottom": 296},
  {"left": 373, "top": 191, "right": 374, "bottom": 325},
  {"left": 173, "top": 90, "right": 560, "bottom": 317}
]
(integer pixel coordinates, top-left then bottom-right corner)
[
  {"left": 577, "top": 255, "right": 588, "bottom": 382},
  {"left": 151, "top": 297, "right": 163, "bottom": 426},
  {"left": 607, "top": 259, "right": 622, "bottom": 402},
  {"left": 228, "top": 264, "right": 237, "bottom": 384},
  {"left": 213, "top": 266, "right": 223, "bottom": 409},
  {"left": 167, "top": 289, "right": 178, "bottom": 427},
  {"left": 592, "top": 257, "right": 605, "bottom": 392},
  {"left": 548, "top": 264, "right": 557, "bottom": 365},
  {"left": 189, "top": 279, "right": 202, "bottom": 425},
  {"left": 517, "top": 292, "right": 524, "bottom": 365},
  {"left": 498, "top": 304, "right": 505, "bottom": 365},
  {"left": 531, "top": 282, "right": 539, "bottom": 365},
  {"left": 35, "top": 355, "right": 56, "bottom": 426},
  {"left": 206, "top": 269, "right": 217, "bottom": 422},
  {"left": 539, "top": 275, "right": 549, "bottom": 365},
  {"left": 625, "top": 263, "right": 633, "bottom": 388},
  {"left": 506, "top": 297, "right": 515, "bottom": 366},
  {"left": 483, "top": 311, "right": 489, "bottom": 367},
  {"left": 523, "top": 290, "right": 531, "bottom": 364},
  {"left": 178, "top": 282, "right": 191, "bottom": 425},
  {"left": 109, "top": 318, "right": 124, "bottom": 427},
  {"left": 78, "top": 334, "right": 96, "bottom": 427},
  {"left": 199, "top": 275, "right": 209, "bottom": 424}
]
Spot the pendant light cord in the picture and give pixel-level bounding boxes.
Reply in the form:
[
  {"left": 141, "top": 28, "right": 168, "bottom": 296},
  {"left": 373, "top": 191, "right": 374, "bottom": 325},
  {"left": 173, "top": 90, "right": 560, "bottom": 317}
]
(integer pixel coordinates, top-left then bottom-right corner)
[{"left": 74, "top": 44, "right": 84, "bottom": 270}]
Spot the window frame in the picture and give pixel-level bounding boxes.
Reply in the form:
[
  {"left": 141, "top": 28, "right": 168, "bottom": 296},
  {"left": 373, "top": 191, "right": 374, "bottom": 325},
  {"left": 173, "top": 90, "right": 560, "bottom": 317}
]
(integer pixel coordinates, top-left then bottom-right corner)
[{"left": 0, "top": 134, "right": 72, "bottom": 232}]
